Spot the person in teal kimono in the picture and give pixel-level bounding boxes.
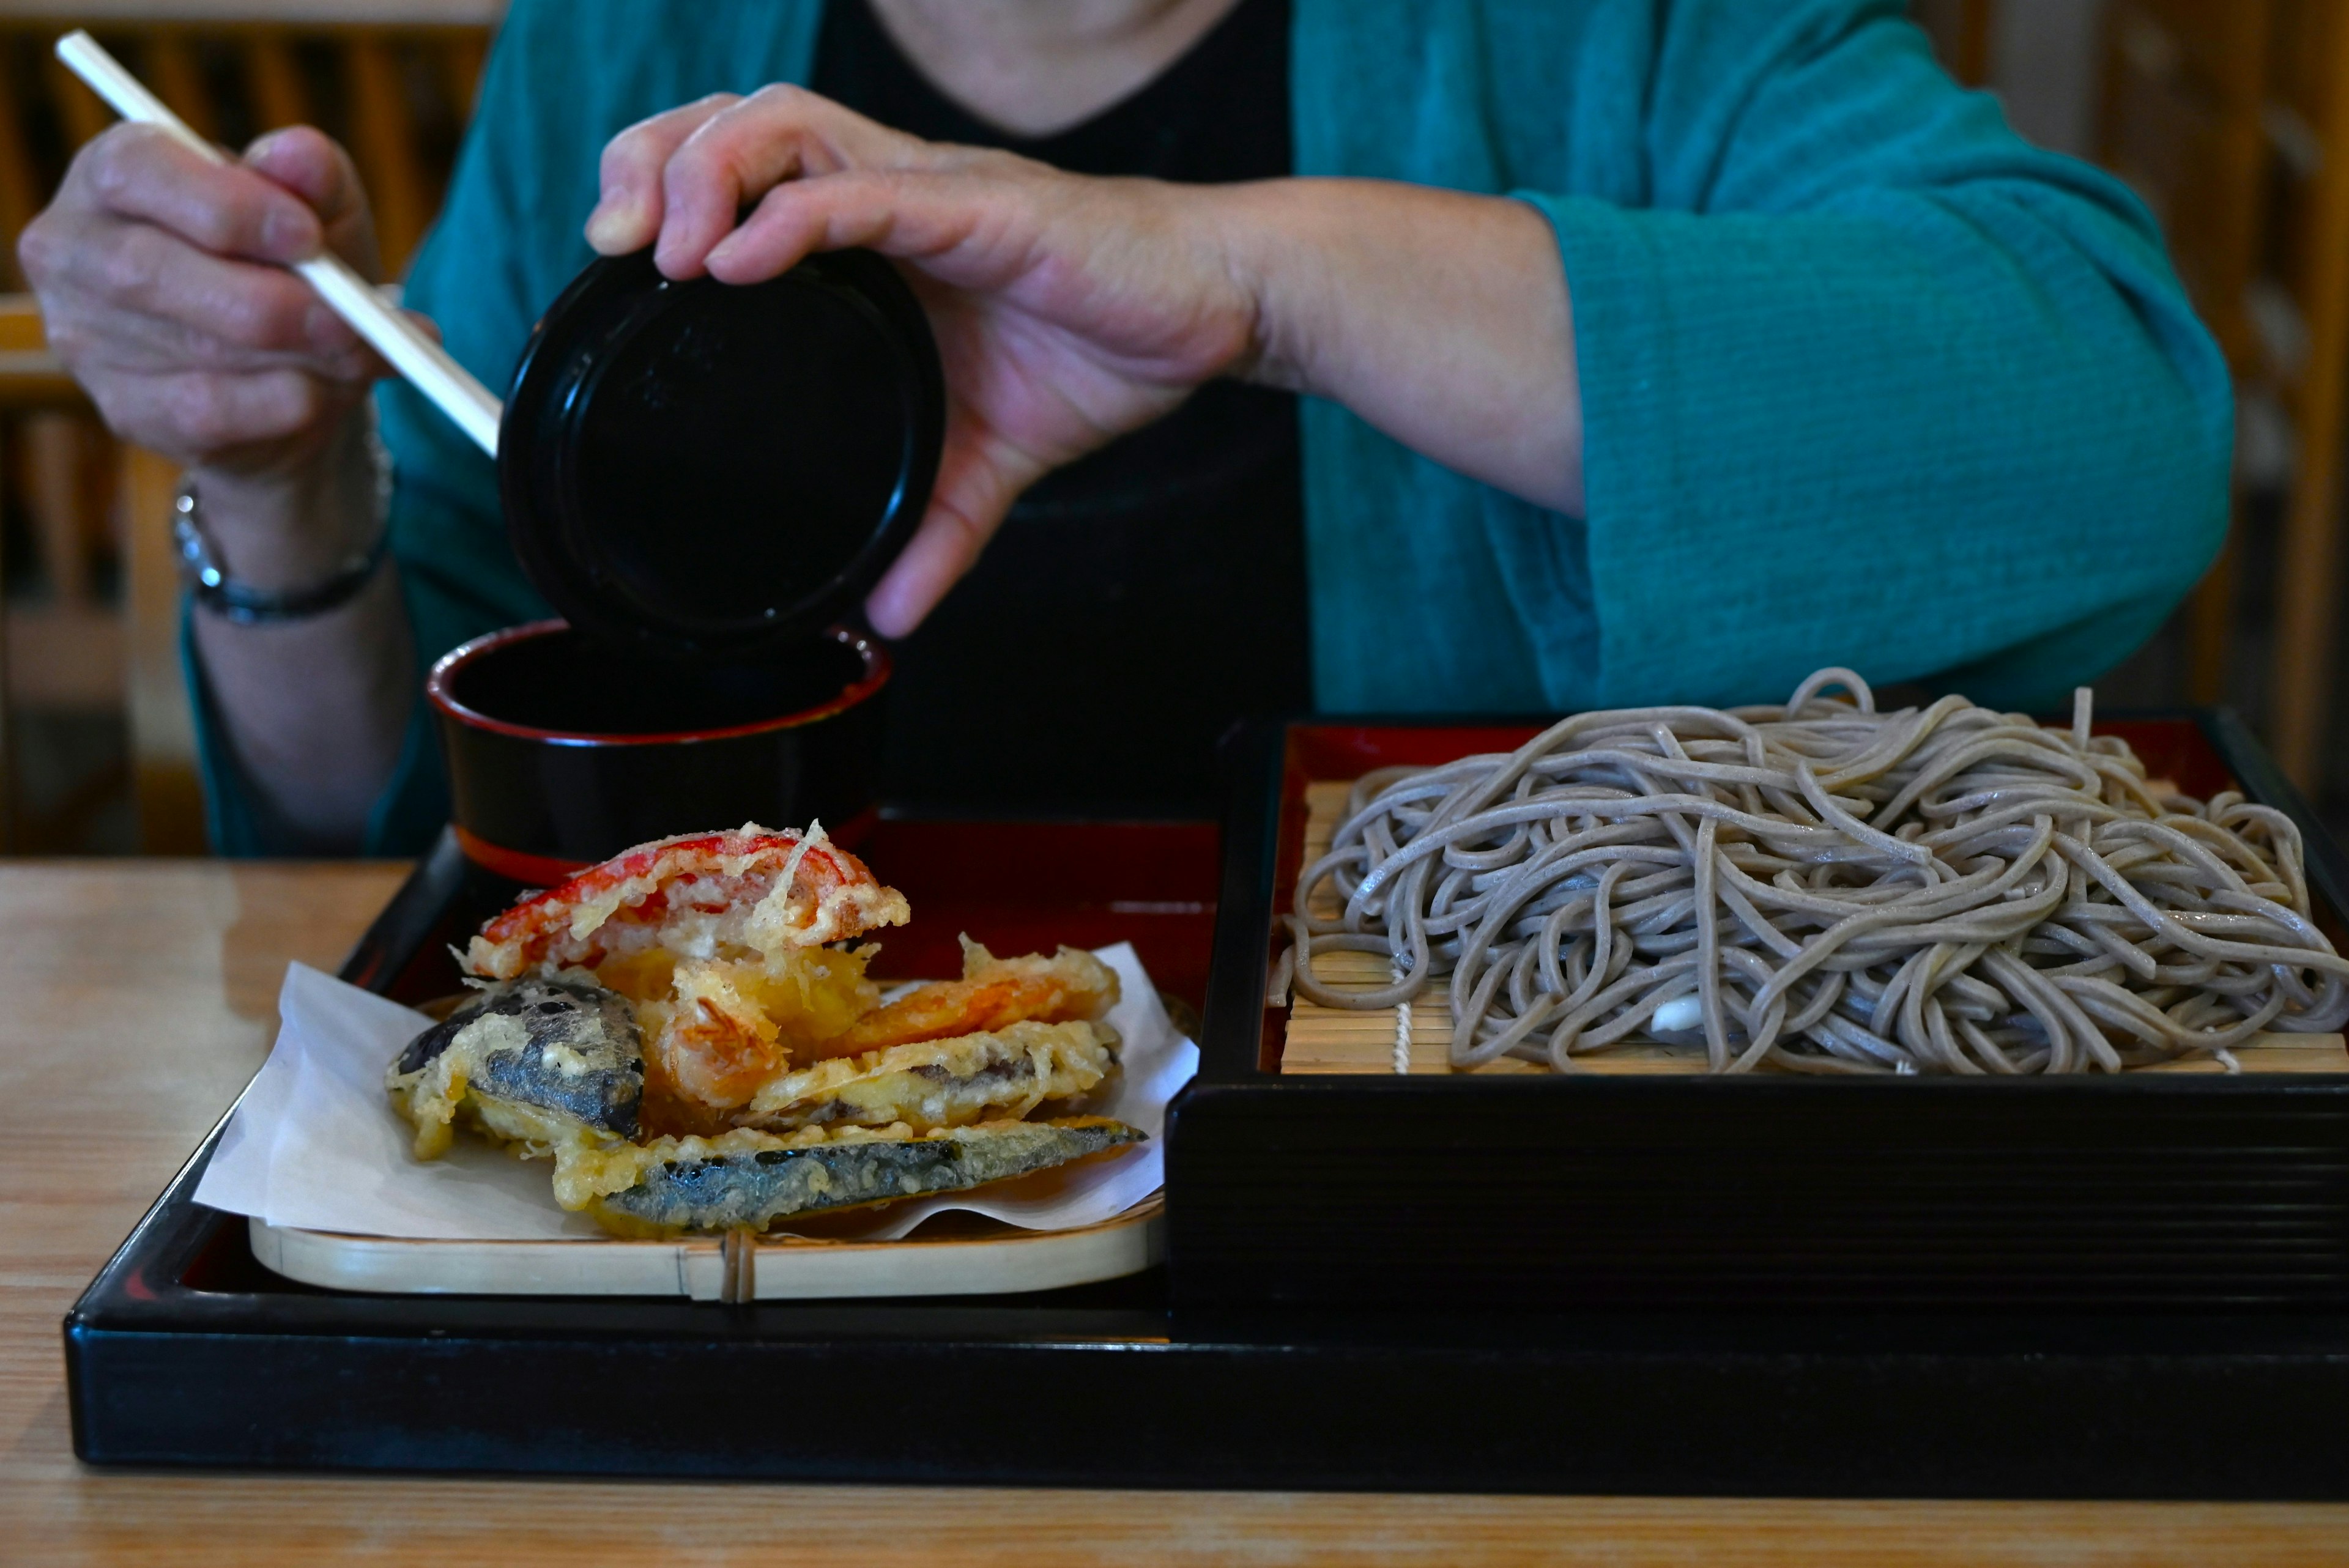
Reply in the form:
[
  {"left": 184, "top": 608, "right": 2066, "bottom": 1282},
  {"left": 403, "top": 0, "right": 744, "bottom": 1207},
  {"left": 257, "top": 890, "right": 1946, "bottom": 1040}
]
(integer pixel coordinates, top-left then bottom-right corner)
[{"left": 18, "top": 1, "right": 2227, "bottom": 852}]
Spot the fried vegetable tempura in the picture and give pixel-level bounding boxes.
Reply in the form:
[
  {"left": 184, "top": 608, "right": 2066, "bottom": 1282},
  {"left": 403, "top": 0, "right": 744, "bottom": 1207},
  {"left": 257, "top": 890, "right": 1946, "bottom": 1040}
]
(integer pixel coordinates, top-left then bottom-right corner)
[
  {"left": 401, "top": 824, "right": 1148, "bottom": 1234},
  {"left": 815, "top": 937, "right": 1121, "bottom": 1060}
]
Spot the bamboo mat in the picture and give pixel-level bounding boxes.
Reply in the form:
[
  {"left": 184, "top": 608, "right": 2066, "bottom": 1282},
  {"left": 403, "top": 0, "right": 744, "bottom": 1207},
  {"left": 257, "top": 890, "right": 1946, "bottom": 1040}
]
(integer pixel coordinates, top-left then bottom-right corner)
[{"left": 1278, "top": 781, "right": 2349, "bottom": 1077}]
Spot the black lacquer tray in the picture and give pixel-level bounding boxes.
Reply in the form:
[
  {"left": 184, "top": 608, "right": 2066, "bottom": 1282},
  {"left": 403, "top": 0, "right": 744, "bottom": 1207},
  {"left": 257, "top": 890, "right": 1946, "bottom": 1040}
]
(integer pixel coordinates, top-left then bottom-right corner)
[
  {"left": 61, "top": 799, "right": 2349, "bottom": 1498},
  {"left": 1170, "top": 709, "right": 2349, "bottom": 1319}
]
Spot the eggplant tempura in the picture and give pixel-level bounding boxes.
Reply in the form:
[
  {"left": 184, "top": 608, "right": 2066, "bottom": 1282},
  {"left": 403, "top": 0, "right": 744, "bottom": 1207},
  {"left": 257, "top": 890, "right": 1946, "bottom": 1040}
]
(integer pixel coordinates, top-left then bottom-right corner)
[{"left": 387, "top": 824, "right": 1141, "bottom": 1235}]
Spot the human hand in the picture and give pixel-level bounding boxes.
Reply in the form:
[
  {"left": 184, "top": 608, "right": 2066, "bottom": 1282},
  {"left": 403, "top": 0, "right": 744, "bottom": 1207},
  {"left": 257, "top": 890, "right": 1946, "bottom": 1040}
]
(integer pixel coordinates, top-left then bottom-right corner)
[
  {"left": 585, "top": 87, "right": 1264, "bottom": 637},
  {"left": 20, "top": 124, "right": 406, "bottom": 506}
]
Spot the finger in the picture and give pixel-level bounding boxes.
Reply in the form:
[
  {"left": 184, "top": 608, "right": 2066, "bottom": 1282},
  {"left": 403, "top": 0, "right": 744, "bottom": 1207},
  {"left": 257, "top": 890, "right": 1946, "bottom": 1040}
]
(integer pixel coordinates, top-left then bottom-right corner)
[
  {"left": 72, "top": 122, "right": 321, "bottom": 264},
  {"left": 586, "top": 94, "right": 739, "bottom": 255},
  {"left": 52, "top": 216, "right": 362, "bottom": 360},
  {"left": 57, "top": 300, "right": 375, "bottom": 383},
  {"left": 702, "top": 165, "right": 1009, "bottom": 287},
  {"left": 243, "top": 126, "right": 380, "bottom": 281},
  {"left": 654, "top": 86, "right": 919, "bottom": 279},
  {"left": 863, "top": 420, "right": 1042, "bottom": 637},
  {"left": 94, "top": 365, "right": 354, "bottom": 459}
]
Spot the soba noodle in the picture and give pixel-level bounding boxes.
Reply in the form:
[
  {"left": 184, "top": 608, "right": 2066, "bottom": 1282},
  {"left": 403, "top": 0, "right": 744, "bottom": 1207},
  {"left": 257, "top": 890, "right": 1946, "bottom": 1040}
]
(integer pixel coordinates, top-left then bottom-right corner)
[{"left": 1282, "top": 669, "right": 2349, "bottom": 1074}]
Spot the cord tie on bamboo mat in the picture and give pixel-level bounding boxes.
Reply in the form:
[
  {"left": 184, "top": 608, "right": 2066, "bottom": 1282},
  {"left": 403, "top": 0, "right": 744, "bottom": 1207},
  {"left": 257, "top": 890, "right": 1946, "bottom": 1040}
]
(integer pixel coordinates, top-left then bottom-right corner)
[{"left": 1390, "top": 954, "right": 1412, "bottom": 1074}]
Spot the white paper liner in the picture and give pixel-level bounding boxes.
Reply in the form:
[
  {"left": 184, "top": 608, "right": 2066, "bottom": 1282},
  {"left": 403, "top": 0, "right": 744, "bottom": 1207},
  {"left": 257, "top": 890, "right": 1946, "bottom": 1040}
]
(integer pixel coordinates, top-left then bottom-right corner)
[{"left": 195, "top": 942, "right": 1194, "bottom": 1243}]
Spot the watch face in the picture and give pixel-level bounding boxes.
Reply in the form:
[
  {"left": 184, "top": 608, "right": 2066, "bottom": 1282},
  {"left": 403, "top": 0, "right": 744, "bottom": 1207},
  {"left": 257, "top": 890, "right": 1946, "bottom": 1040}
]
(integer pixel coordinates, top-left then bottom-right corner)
[
  {"left": 500, "top": 248, "right": 945, "bottom": 662},
  {"left": 172, "top": 487, "right": 221, "bottom": 587}
]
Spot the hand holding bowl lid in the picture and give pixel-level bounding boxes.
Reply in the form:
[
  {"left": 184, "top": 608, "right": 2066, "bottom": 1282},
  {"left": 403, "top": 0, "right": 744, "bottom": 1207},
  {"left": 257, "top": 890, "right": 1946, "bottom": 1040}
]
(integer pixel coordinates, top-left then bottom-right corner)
[{"left": 584, "top": 87, "right": 1265, "bottom": 639}]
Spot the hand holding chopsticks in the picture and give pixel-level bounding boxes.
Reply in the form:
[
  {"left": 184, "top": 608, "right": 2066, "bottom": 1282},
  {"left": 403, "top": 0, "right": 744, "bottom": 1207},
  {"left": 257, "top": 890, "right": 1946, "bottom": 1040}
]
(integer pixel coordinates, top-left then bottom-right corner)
[{"left": 52, "top": 29, "right": 503, "bottom": 458}]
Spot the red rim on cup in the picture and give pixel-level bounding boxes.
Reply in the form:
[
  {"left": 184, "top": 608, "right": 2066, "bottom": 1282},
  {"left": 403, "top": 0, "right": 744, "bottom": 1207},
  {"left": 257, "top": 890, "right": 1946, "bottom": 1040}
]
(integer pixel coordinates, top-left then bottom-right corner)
[{"left": 427, "top": 620, "right": 891, "bottom": 881}]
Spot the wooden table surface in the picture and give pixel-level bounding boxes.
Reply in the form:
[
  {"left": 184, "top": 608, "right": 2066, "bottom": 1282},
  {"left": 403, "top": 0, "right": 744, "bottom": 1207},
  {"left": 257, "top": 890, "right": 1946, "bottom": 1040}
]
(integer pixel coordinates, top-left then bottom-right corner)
[{"left": 4, "top": 859, "right": 2348, "bottom": 1566}]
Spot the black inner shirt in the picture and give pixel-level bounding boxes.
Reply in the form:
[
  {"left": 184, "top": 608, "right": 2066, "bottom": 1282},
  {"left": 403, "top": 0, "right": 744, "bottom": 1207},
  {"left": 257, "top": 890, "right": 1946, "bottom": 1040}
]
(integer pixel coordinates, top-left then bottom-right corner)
[{"left": 811, "top": 0, "right": 1308, "bottom": 819}]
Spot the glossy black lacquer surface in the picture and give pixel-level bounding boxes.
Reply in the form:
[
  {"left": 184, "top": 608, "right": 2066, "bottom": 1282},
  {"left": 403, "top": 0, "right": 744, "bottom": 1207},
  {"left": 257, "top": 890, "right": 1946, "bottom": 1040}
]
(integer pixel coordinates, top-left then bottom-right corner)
[
  {"left": 428, "top": 621, "right": 887, "bottom": 869},
  {"left": 502, "top": 248, "right": 944, "bottom": 662},
  {"left": 58, "top": 791, "right": 2349, "bottom": 1496},
  {"left": 1170, "top": 709, "right": 2349, "bottom": 1316}
]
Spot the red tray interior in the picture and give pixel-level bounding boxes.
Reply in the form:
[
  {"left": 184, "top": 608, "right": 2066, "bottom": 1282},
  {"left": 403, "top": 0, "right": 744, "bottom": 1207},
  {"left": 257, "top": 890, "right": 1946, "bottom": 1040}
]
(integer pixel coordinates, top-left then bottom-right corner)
[{"left": 855, "top": 819, "right": 1220, "bottom": 1006}]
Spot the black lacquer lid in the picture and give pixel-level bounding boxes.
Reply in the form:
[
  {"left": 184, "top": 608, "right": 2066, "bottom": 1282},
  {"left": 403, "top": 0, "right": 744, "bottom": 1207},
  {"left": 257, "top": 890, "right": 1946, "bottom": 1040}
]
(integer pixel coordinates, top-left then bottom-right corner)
[{"left": 500, "top": 248, "right": 944, "bottom": 660}]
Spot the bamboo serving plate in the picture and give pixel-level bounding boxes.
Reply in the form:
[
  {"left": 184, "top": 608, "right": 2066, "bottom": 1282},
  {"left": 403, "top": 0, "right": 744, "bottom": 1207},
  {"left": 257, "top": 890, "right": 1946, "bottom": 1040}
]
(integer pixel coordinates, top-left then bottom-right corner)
[
  {"left": 251, "top": 957, "right": 1165, "bottom": 1301},
  {"left": 249, "top": 1199, "right": 1163, "bottom": 1301},
  {"left": 231, "top": 817, "right": 1216, "bottom": 1306}
]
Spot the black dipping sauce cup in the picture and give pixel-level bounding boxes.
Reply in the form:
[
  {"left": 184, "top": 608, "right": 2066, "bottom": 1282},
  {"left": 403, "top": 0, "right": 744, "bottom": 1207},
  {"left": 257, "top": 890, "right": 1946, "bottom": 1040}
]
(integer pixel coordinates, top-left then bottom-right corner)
[{"left": 428, "top": 621, "right": 889, "bottom": 884}]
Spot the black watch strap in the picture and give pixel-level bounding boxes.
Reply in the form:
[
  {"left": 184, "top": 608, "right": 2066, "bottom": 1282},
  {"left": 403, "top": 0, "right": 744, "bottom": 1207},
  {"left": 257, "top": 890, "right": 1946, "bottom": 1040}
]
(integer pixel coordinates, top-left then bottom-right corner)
[{"left": 173, "top": 479, "right": 392, "bottom": 626}]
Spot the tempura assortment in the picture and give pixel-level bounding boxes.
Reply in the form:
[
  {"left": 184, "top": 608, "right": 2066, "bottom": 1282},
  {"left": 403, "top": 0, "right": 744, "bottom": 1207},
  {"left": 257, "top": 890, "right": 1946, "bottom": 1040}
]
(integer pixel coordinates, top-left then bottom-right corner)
[{"left": 387, "top": 824, "right": 1141, "bottom": 1235}]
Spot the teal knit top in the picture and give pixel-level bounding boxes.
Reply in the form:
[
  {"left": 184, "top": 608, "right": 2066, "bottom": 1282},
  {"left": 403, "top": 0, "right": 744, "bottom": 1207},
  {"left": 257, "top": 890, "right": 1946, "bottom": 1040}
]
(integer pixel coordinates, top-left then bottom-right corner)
[{"left": 195, "top": 0, "right": 2230, "bottom": 854}]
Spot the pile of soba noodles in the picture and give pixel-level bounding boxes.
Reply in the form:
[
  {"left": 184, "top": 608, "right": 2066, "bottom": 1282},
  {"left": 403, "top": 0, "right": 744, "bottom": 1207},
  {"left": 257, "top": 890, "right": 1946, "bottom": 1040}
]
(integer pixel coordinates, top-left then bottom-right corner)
[{"left": 1282, "top": 669, "right": 2349, "bottom": 1074}]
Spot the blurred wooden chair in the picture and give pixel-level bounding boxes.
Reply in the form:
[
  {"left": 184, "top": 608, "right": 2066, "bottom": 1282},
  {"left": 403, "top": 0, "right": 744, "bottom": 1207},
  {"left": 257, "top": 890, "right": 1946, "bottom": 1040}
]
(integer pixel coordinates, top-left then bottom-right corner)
[
  {"left": 1912, "top": 0, "right": 1998, "bottom": 87},
  {"left": 0, "top": 296, "right": 96, "bottom": 856},
  {"left": 2099, "top": 0, "right": 2349, "bottom": 791},
  {"left": 0, "top": 6, "right": 498, "bottom": 854}
]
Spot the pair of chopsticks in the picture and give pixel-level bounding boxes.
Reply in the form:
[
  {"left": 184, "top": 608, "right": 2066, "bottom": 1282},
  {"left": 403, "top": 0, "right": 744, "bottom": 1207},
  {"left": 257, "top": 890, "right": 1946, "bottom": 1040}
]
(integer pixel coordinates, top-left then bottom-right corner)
[{"left": 54, "top": 30, "right": 503, "bottom": 459}]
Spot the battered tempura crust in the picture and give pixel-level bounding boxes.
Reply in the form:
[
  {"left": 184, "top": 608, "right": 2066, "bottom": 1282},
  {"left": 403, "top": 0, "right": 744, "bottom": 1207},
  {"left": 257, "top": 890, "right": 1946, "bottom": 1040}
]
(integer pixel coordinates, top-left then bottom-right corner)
[
  {"left": 743, "top": 1018, "right": 1121, "bottom": 1132},
  {"left": 392, "top": 826, "right": 1147, "bottom": 1235},
  {"left": 820, "top": 937, "right": 1121, "bottom": 1058},
  {"left": 466, "top": 824, "right": 909, "bottom": 980}
]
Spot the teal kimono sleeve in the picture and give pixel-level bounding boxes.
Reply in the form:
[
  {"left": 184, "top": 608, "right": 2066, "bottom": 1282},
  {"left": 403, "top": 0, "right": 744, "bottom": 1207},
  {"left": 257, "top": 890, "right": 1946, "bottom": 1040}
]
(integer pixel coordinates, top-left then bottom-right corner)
[
  {"left": 180, "top": 409, "right": 533, "bottom": 857},
  {"left": 1526, "top": 0, "right": 2229, "bottom": 712}
]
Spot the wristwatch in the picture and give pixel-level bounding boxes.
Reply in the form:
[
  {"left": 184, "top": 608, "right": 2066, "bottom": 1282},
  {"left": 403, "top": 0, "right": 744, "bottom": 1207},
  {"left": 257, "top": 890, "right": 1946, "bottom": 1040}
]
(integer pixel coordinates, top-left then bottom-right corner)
[{"left": 173, "top": 421, "right": 395, "bottom": 626}]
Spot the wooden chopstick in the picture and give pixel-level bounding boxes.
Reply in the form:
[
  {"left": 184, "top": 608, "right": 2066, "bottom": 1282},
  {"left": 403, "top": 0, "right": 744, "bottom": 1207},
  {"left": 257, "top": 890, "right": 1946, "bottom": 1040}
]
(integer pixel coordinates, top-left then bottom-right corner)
[{"left": 53, "top": 29, "right": 504, "bottom": 459}]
